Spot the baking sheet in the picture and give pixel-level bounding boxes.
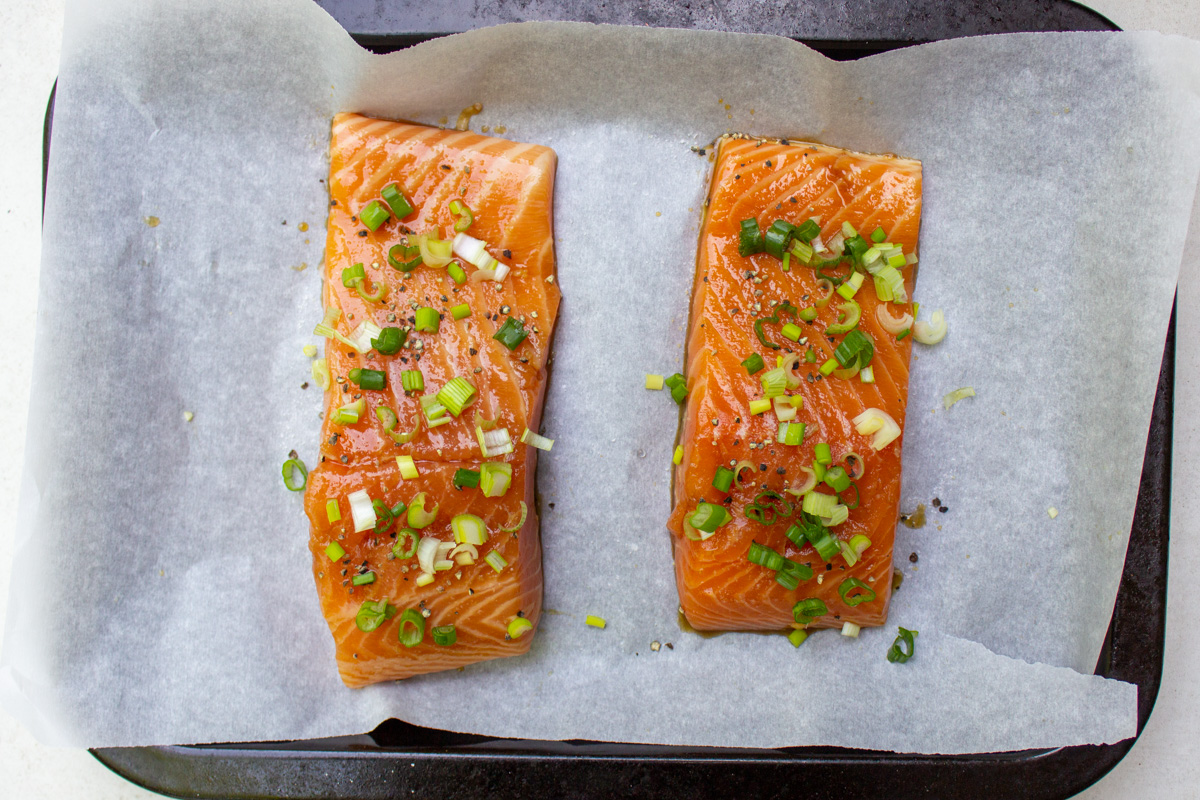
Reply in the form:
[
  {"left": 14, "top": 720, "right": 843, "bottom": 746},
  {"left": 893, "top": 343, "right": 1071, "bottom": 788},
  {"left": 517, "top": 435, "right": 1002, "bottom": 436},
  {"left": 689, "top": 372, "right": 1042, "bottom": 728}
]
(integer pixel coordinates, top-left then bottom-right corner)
[{"left": 4, "top": 0, "right": 1199, "bottom": 752}]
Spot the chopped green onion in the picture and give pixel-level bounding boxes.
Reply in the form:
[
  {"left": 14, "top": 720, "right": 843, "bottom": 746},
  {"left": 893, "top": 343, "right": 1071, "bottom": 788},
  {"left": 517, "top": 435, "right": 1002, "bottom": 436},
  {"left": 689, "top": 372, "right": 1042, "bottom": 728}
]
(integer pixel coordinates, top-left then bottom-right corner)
[
  {"left": 341, "top": 263, "right": 366, "bottom": 287},
  {"left": 451, "top": 513, "right": 488, "bottom": 546},
  {"left": 485, "top": 550, "right": 508, "bottom": 573},
  {"left": 788, "top": 514, "right": 840, "bottom": 561},
  {"left": 352, "top": 571, "right": 376, "bottom": 586},
  {"left": 860, "top": 366, "right": 875, "bottom": 384},
  {"left": 673, "top": 446, "right": 683, "bottom": 465},
  {"left": 793, "top": 597, "right": 828, "bottom": 625},
  {"left": 912, "top": 309, "right": 947, "bottom": 345},
  {"left": 842, "top": 622, "right": 862, "bottom": 638},
  {"left": 777, "top": 421, "right": 805, "bottom": 446},
  {"left": 372, "top": 499, "right": 394, "bottom": 534},
  {"left": 398, "top": 608, "right": 425, "bottom": 647},
  {"left": 449, "top": 199, "right": 475, "bottom": 233},
  {"left": 873, "top": 274, "right": 895, "bottom": 303},
  {"left": 585, "top": 615, "right": 607, "bottom": 629},
  {"left": 325, "top": 541, "right": 346, "bottom": 562},
  {"left": 447, "top": 262, "right": 467, "bottom": 285},
  {"left": 887, "top": 627, "right": 918, "bottom": 663},
  {"left": 814, "top": 443, "right": 832, "bottom": 465},
  {"left": 311, "top": 358, "right": 331, "bottom": 390},
  {"left": 450, "top": 303, "right": 472, "bottom": 320},
  {"left": 849, "top": 534, "right": 872, "bottom": 557},
  {"left": 897, "top": 328, "right": 911, "bottom": 341},
  {"left": 841, "top": 221, "right": 858, "bottom": 238},
  {"left": 401, "top": 370, "right": 424, "bottom": 393},
  {"left": 943, "top": 386, "right": 976, "bottom": 410},
  {"left": 788, "top": 629, "right": 809, "bottom": 647},
  {"left": 753, "top": 301, "right": 800, "bottom": 350},
  {"left": 355, "top": 599, "right": 396, "bottom": 632},
  {"left": 492, "top": 317, "right": 528, "bottom": 351},
  {"left": 348, "top": 368, "right": 387, "bottom": 391},
  {"left": 393, "top": 529, "right": 419, "bottom": 559},
  {"left": 782, "top": 252, "right": 791, "bottom": 272},
  {"left": 760, "top": 366, "right": 787, "bottom": 398},
  {"left": 819, "top": 358, "right": 838, "bottom": 376},
  {"left": 370, "top": 327, "right": 406, "bottom": 355},
  {"left": 453, "top": 468, "right": 481, "bottom": 489},
  {"left": 794, "top": 218, "right": 821, "bottom": 242},
  {"left": 396, "top": 455, "right": 419, "bottom": 480},
  {"left": 414, "top": 307, "right": 440, "bottom": 333},
  {"left": 418, "top": 234, "right": 455, "bottom": 268},
  {"left": 388, "top": 243, "right": 421, "bottom": 272},
  {"left": 775, "top": 560, "right": 812, "bottom": 590},
  {"left": 347, "top": 489, "right": 377, "bottom": 533},
  {"left": 826, "top": 300, "right": 862, "bottom": 335},
  {"left": 812, "top": 460, "right": 827, "bottom": 483},
  {"left": 836, "top": 271, "right": 865, "bottom": 301},
  {"left": 507, "top": 616, "right": 533, "bottom": 638},
  {"left": 521, "top": 428, "right": 555, "bottom": 451},
  {"left": 303, "top": 344, "right": 318, "bottom": 358},
  {"left": 798, "top": 307, "right": 817, "bottom": 322},
  {"left": 804, "top": 347, "right": 816, "bottom": 364},
  {"left": 432, "top": 625, "right": 457, "bottom": 646},
  {"left": 325, "top": 498, "right": 341, "bottom": 523},
  {"left": 479, "top": 462, "right": 513, "bottom": 497},
  {"left": 332, "top": 398, "right": 365, "bottom": 426},
  {"left": 282, "top": 457, "right": 307, "bottom": 491},
  {"left": 853, "top": 407, "right": 902, "bottom": 451},
  {"left": 406, "top": 492, "right": 438, "bottom": 529},
  {"left": 436, "top": 376, "right": 476, "bottom": 417},
  {"left": 381, "top": 184, "right": 414, "bottom": 219},
  {"left": 738, "top": 218, "right": 765, "bottom": 256},
  {"left": 870, "top": 226, "right": 886, "bottom": 243},
  {"left": 749, "top": 398, "right": 771, "bottom": 416},
  {"left": 645, "top": 373, "right": 664, "bottom": 390},
  {"left": 821, "top": 503, "right": 849, "bottom": 526},
  {"left": 689, "top": 502, "right": 732, "bottom": 534},
  {"left": 744, "top": 488, "right": 793, "bottom": 525},
  {"left": 665, "top": 373, "right": 688, "bottom": 404},
  {"left": 823, "top": 465, "right": 851, "bottom": 493},
  {"left": 741, "top": 354, "right": 765, "bottom": 375},
  {"left": 712, "top": 466, "right": 735, "bottom": 493},
  {"left": 781, "top": 323, "right": 803, "bottom": 342},
  {"left": 359, "top": 200, "right": 390, "bottom": 231},
  {"left": 764, "top": 219, "right": 797, "bottom": 259},
  {"left": 791, "top": 239, "right": 814, "bottom": 264},
  {"left": 839, "top": 577, "right": 877, "bottom": 607},
  {"left": 748, "top": 541, "right": 786, "bottom": 571},
  {"left": 375, "top": 406, "right": 417, "bottom": 444},
  {"left": 773, "top": 395, "right": 797, "bottom": 422}
]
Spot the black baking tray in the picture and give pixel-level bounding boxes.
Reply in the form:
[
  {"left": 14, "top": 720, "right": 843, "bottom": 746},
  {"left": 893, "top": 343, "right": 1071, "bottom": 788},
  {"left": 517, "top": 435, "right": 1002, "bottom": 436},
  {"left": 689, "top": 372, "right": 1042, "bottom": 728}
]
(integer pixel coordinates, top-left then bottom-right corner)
[{"left": 40, "top": 1, "right": 1172, "bottom": 797}]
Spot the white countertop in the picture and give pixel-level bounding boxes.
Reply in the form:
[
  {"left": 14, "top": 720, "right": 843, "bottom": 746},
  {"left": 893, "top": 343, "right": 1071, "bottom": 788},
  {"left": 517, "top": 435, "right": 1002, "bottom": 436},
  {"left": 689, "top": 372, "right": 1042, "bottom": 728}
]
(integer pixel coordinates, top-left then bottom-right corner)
[{"left": 1, "top": 1, "right": 1196, "bottom": 797}]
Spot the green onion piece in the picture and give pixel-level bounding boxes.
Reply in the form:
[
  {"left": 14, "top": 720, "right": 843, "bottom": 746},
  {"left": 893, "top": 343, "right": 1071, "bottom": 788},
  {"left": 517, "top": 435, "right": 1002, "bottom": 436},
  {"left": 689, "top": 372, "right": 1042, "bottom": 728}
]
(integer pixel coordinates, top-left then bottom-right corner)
[
  {"left": 453, "top": 468, "right": 481, "bottom": 489},
  {"left": 436, "top": 376, "right": 476, "bottom": 417},
  {"left": 493, "top": 317, "right": 528, "bottom": 350},
  {"left": 793, "top": 597, "right": 828, "bottom": 625},
  {"left": 760, "top": 366, "right": 787, "bottom": 398},
  {"left": 749, "top": 398, "right": 771, "bottom": 416},
  {"left": 689, "top": 502, "right": 732, "bottom": 534},
  {"left": 341, "top": 263, "right": 366, "bottom": 287},
  {"left": 814, "top": 443, "right": 832, "bottom": 465},
  {"left": 753, "top": 301, "right": 800, "bottom": 351},
  {"left": 356, "top": 277, "right": 389, "bottom": 305},
  {"left": 791, "top": 514, "right": 841, "bottom": 561},
  {"left": 823, "top": 465, "right": 851, "bottom": 493},
  {"left": 778, "top": 421, "right": 805, "bottom": 446},
  {"left": 449, "top": 199, "right": 475, "bottom": 233},
  {"left": 798, "top": 307, "right": 817, "bottom": 323},
  {"left": 839, "top": 481, "right": 861, "bottom": 511},
  {"left": 792, "top": 218, "right": 819, "bottom": 242},
  {"left": 836, "top": 282, "right": 858, "bottom": 301},
  {"left": 897, "top": 328, "right": 911, "bottom": 341},
  {"left": 804, "top": 347, "right": 816, "bottom": 364},
  {"left": 842, "top": 234, "right": 870, "bottom": 264},
  {"left": 325, "top": 541, "right": 346, "bottom": 562},
  {"left": 520, "top": 428, "right": 555, "bottom": 451},
  {"left": 451, "top": 513, "right": 488, "bottom": 545},
  {"left": 781, "top": 323, "right": 803, "bottom": 342},
  {"left": 826, "top": 300, "right": 862, "bottom": 335},
  {"left": 370, "top": 326, "right": 406, "bottom": 355},
  {"left": 943, "top": 386, "right": 976, "bottom": 410},
  {"left": 348, "top": 368, "right": 387, "bottom": 391},
  {"left": 432, "top": 625, "right": 457, "bottom": 646},
  {"left": 281, "top": 458, "right": 308, "bottom": 491},
  {"left": 788, "top": 629, "right": 809, "bottom": 647},
  {"left": 390, "top": 499, "right": 407, "bottom": 518},
  {"left": 414, "top": 307, "right": 440, "bottom": 333},
  {"left": 801, "top": 491, "right": 836, "bottom": 517},
  {"left": 791, "top": 239, "right": 814, "bottom": 264},
  {"left": 447, "top": 262, "right": 467, "bottom": 285},
  {"left": 325, "top": 499, "right": 341, "bottom": 523},
  {"left": 333, "top": 398, "right": 366, "bottom": 426},
  {"left": 837, "top": 539, "right": 861, "bottom": 567},
  {"left": 645, "top": 374, "right": 664, "bottom": 390},
  {"left": 764, "top": 219, "right": 797, "bottom": 258},
  {"left": 451, "top": 303, "right": 472, "bottom": 320},
  {"left": 712, "top": 466, "right": 735, "bottom": 493},
  {"left": 401, "top": 370, "right": 424, "bottom": 393},
  {"left": 479, "top": 462, "right": 513, "bottom": 498},
  {"left": 738, "top": 218, "right": 765, "bottom": 256},
  {"left": 507, "top": 616, "right": 533, "bottom": 638},
  {"left": 779, "top": 559, "right": 814, "bottom": 584},
  {"left": 375, "top": 406, "right": 417, "bottom": 444},
  {"left": 874, "top": 274, "right": 895, "bottom": 303},
  {"left": 888, "top": 627, "right": 919, "bottom": 663},
  {"left": 744, "top": 488, "right": 793, "bottom": 525},
  {"left": 841, "top": 221, "right": 858, "bottom": 238},
  {"left": 747, "top": 541, "right": 786, "bottom": 571},
  {"left": 665, "top": 373, "right": 688, "bottom": 404},
  {"left": 839, "top": 577, "right": 877, "bottom": 607},
  {"left": 871, "top": 226, "right": 887, "bottom": 243},
  {"left": 860, "top": 366, "right": 875, "bottom": 384},
  {"left": 359, "top": 200, "right": 390, "bottom": 231},
  {"left": 485, "top": 550, "right": 508, "bottom": 573},
  {"left": 393, "top": 529, "right": 419, "bottom": 559},
  {"left": 585, "top": 615, "right": 607, "bottom": 629},
  {"left": 812, "top": 460, "right": 827, "bottom": 483},
  {"left": 673, "top": 446, "right": 683, "bottom": 465},
  {"left": 782, "top": 252, "right": 791, "bottom": 272},
  {"left": 774, "top": 563, "right": 802, "bottom": 590},
  {"left": 849, "top": 534, "right": 872, "bottom": 557},
  {"left": 372, "top": 499, "right": 394, "bottom": 534},
  {"left": 381, "top": 184, "right": 414, "bottom": 219},
  {"left": 355, "top": 599, "right": 396, "bottom": 632},
  {"left": 819, "top": 358, "right": 838, "bottom": 377},
  {"left": 398, "top": 608, "right": 425, "bottom": 647},
  {"left": 741, "top": 353, "right": 765, "bottom": 375},
  {"left": 312, "top": 358, "right": 331, "bottom": 390},
  {"left": 352, "top": 571, "right": 376, "bottom": 586},
  {"left": 388, "top": 243, "right": 422, "bottom": 272},
  {"left": 407, "top": 492, "right": 439, "bottom": 529}
]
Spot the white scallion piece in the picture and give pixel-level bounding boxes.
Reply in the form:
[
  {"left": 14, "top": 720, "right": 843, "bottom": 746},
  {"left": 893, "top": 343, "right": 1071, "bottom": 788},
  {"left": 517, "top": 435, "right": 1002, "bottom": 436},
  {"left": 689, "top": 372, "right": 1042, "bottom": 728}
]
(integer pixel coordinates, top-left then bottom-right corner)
[
  {"left": 943, "top": 386, "right": 976, "bottom": 410},
  {"left": 841, "top": 622, "right": 861, "bottom": 638},
  {"left": 348, "top": 320, "right": 383, "bottom": 354},
  {"left": 347, "top": 489, "right": 376, "bottom": 533},
  {"left": 876, "top": 303, "right": 913, "bottom": 335},
  {"left": 521, "top": 429, "right": 555, "bottom": 451},
  {"left": 416, "top": 536, "right": 441, "bottom": 575},
  {"left": 852, "top": 408, "right": 902, "bottom": 451},
  {"left": 912, "top": 309, "right": 947, "bottom": 344},
  {"left": 479, "top": 427, "right": 514, "bottom": 457}
]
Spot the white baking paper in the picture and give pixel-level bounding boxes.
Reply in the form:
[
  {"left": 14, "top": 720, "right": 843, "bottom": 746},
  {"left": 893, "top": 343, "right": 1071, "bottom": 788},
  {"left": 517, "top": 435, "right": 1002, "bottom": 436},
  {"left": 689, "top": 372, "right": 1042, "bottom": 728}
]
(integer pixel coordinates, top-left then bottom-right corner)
[{"left": 5, "top": 0, "right": 1200, "bottom": 752}]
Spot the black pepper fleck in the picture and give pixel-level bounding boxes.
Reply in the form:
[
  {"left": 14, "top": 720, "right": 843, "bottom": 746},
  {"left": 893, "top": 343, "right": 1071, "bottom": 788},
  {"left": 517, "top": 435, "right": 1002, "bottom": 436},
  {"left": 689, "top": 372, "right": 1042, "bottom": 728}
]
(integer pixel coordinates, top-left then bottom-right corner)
[
  {"left": 503, "top": 249, "right": 512, "bottom": 259},
  {"left": 909, "top": 552, "right": 918, "bottom": 563},
  {"left": 357, "top": 230, "right": 368, "bottom": 237},
  {"left": 759, "top": 463, "right": 767, "bottom": 471}
]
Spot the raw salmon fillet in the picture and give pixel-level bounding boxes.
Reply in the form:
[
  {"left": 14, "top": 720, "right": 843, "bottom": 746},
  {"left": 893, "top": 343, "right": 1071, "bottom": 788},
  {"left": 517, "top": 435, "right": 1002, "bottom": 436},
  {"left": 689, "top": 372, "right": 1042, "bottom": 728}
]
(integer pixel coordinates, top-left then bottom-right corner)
[
  {"left": 667, "top": 135, "right": 922, "bottom": 633},
  {"left": 304, "top": 113, "right": 559, "bottom": 687}
]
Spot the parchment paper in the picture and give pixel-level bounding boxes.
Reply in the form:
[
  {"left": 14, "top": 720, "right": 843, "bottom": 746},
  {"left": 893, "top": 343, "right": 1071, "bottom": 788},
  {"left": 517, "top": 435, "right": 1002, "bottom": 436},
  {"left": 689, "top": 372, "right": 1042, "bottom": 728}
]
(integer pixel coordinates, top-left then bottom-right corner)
[{"left": 4, "top": 0, "right": 1199, "bottom": 752}]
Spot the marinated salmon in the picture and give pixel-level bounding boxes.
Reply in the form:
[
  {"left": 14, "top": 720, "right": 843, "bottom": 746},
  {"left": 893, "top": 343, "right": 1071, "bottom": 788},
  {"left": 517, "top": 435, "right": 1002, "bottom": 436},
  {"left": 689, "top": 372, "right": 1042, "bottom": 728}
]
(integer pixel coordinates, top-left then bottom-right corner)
[
  {"left": 667, "top": 135, "right": 922, "bottom": 634},
  {"left": 305, "top": 113, "right": 559, "bottom": 687}
]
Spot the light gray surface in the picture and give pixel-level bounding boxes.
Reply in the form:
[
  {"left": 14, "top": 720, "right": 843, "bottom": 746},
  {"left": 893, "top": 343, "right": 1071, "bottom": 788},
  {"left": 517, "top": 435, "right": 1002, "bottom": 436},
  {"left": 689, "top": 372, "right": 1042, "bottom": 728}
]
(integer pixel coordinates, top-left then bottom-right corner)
[{"left": 1, "top": 0, "right": 1200, "bottom": 797}]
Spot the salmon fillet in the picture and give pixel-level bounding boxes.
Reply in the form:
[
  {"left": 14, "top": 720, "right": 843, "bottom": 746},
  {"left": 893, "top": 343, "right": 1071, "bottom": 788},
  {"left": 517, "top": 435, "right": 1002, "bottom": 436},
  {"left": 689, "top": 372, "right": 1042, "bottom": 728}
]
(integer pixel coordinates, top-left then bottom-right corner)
[
  {"left": 667, "top": 135, "right": 922, "bottom": 633},
  {"left": 304, "top": 113, "right": 559, "bottom": 687}
]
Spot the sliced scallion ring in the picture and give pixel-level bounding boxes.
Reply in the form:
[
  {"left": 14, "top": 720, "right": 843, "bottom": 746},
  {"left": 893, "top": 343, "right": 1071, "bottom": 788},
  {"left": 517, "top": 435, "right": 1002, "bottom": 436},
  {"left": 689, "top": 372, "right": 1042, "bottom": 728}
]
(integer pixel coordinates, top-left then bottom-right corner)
[
  {"left": 398, "top": 608, "right": 425, "bottom": 647},
  {"left": 838, "top": 577, "right": 877, "bottom": 607},
  {"left": 281, "top": 458, "right": 308, "bottom": 491}
]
